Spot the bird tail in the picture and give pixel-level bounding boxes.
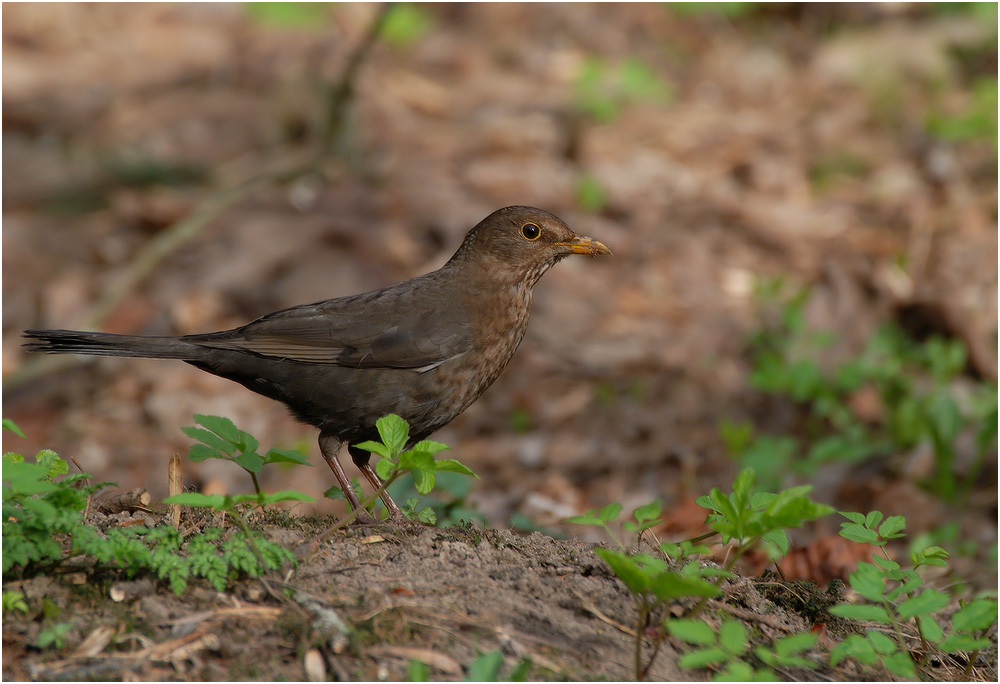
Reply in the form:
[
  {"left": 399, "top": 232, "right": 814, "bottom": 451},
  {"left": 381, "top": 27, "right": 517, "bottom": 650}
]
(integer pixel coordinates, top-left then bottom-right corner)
[{"left": 23, "top": 329, "right": 200, "bottom": 360}]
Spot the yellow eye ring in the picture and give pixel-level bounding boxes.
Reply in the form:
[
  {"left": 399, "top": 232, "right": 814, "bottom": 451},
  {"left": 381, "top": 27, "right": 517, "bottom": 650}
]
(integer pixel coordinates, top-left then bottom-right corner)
[{"left": 521, "top": 223, "right": 541, "bottom": 240}]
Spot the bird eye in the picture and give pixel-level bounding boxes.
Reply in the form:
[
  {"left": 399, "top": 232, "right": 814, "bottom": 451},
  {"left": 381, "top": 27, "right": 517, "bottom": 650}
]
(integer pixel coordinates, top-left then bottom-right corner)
[{"left": 521, "top": 223, "right": 541, "bottom": 241}]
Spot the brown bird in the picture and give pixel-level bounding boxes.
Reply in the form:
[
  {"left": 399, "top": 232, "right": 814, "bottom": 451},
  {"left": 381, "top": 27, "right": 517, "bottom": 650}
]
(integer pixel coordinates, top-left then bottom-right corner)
[{"left": 24, "top": 206, "right": 611, "bottom": 521}]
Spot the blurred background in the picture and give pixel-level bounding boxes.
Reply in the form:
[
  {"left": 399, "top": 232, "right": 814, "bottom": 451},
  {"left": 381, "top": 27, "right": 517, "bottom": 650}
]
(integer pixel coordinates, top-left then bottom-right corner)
[{"left": 3, "top": 4, "right": 996, "bottom": 587}]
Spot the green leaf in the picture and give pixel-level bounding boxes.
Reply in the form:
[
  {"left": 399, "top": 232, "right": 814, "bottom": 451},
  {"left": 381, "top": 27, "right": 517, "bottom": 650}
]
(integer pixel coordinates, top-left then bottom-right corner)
[
  {"left": 375, "top": 457, "right": 394, "bottom": 480},
  {"left": 919, "top": 616, "right": 944, "bottom": 643},
  {"left": 353, "top": 440, "right": 391, "bottom": 459},
  {"left": 865, "top": 630, "right": 897, "bottom": 655},
  {"left": 234, "top": 451, "right": 264, "bottom": 474},
  {"left": 882, "top": 651, "right": 917, "bottom": 679},
  {"left": 565, "top": 515, "right": 604, "bottom": 526},
  {"left": 839, "top": 511, "right": 866, "bottom": 524},
  {"left": 165, "top": 492, "right": 229, "bottom": 510},
  {"left": 649, "top": 572, "right": 721, "bottom": 601},
  {"left": 830, "top": 634, "right": 876, "bottom": 666},
  {"left": 375, "top": 414, "right": 409, "bottom": 454},
  {"left": 829, "top": 604, "right": 892, "bottom": 624},
  {"left": 411, "top": 439, "right": 450, "bottom": 456},
  {"left": 633, "top": 500, "right": 662, "bottom": 523},
  {"left": 848, "top": 562, "right": 886, "bottom": 602},
  {"left": 434, "top": 458, "right": 478, "bottom": 478},
  {"left": 412, "top": 469, "right": 435, "bottom": 495},
  {"left": 264, "top": 448, "right": 311, "bottom": 466},
  {"left": 187, "top": 443, "right": 222, "bottom": 462},
  {"left": 666, "top": 618, "right": 716, "bottom": 646},
  {"left": 774, "top": 631, "right": 818, "bottom": 656},
  {"left": 194, "top": 414, "right": 240, "bottom": 443},
  {"left": 865, "top": 511, "right": 884, "bottom": 529},
  {"left": 398, "top": 449, "right": 435, "bottom": 473},
  {"left": 678, "top": 646, "right": 729, "bottom": 669},
  {"left": 878, "top": 515, "right": 906, "bottom": 539},
  {"left": 257, "top": 490, "right": 316, "bottom": 505},
  {"left": 2, "top": 419, "right": 26, "bottom": 438},
  {"left": 181, "top": 426, "right": 236, "bottom": 454},
  {"left": 718, "top": 620, "right": 748, "bottom": 655},
  {"left": 897, "top": 589, "right": 949, "bottom": 619},
  {"left": 597, "top": 502, "right": 623, "bottom": 523},
  {"left": 595, "top": 548, "right": 650, "bottom": 595},
  {"left": 952, "top": 599, "right": 998, "bottom": 633},
  {"left": 939, "top": 634, "right": 992, "bottom": 652}
]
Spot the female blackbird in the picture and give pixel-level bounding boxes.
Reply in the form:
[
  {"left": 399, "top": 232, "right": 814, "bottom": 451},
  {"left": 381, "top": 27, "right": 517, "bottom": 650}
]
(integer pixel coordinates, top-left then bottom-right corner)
[{"left": 24, "top": 206, "right": 611, "bottom": 520}]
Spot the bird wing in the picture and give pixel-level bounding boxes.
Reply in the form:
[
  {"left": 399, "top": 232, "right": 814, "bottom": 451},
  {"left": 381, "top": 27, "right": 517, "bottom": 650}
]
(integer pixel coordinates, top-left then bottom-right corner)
[{"left": 187, "top": 287, "right": 472, "bottom": 371}]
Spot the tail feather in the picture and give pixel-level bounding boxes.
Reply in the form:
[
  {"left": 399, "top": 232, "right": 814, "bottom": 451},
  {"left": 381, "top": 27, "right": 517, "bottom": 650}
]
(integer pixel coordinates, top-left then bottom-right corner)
[{"left": 23, "top": 329, "right": 199, "bottom": 360}]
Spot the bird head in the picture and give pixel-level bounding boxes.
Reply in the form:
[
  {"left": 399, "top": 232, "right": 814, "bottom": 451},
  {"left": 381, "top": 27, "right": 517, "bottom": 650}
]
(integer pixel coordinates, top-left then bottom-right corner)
[{"left": 449, "top": 206, "right": 612, "bottom": 287}]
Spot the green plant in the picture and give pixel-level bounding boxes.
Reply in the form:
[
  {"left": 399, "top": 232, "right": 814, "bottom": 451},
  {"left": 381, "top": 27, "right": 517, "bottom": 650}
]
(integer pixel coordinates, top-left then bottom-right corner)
[
  {"left": 37, "top": 621, "right": 74, "bottom": 650},
  {"left": 576, "top": 173, "right": 608, "bottom": 213},
  {"left": 574, "top": 55, "right": 673, "bottom": 124},
  {"left": 733, "top": 279, "right": 998, "bottom": 502},
  {"left": 386, "top": 470, "right": 485, "bottom": 527},
  {"left": 379, "top": 3, "right": 433, "bottom": 49},
  {"left": 569, "top": 470, "right": 834, "bottom": 679},
  {"left": 183, "top": 414, "right": 312, "bottom": 495},
  {"left": 2, "top": 590, "right": 28, "bottom": 615},
  {"left": 3, "top": 421, "right": 295, "bottom": 595},
  {"left": 829, "top": 511, "right": 997, "bottom": 679},
  {"left": 339, "top": 414, "right": 477, "bottom": 523},
  {"left": 667, "top": 618, "right": 818, "bottom": 680}
]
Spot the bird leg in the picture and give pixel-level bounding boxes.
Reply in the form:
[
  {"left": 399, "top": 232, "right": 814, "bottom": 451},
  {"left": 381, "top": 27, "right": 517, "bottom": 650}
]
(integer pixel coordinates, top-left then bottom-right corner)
[
  {"left": 318, "top": 432, "right": 370, "bottom": 518},
  {"left": 357, "top": 462, "right": 408, "bottom": 522}
]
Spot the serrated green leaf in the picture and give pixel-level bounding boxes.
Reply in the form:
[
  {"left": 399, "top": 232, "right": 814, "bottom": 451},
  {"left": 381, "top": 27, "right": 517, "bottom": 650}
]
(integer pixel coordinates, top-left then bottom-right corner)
[
  {"left": 865, "top": 510, "right": 884, "bottom": 529},
  {"left": 679, "top": 646, "right": 729, "bottom": 669},
  {"left": 897, "top": 589, "right": 950, "bottom": 619},
  {"left": 194, "top": 414, "right": 240, "bottom": 443},
  {"left": 434, "top": 458, "right": 477, "bottom": 477},
  {"left": 411, "top": 439, "right": 450, "bottom": 455},
  {"left": 718, "top": 620, "right": 748, "bottom": 654},
  {"left": 596, "top": 548, "right": 650, "bottom": 595},
  {"left": 871, "top": 555, "right": 900, "bottom": 572},
  {"left": 234, "top": 451, "right": 264, "bottom": 474},
  {"left": 830, "top": 634, "right": 876, "bottom": 666},
  {"left": 375, "top": 457, "right": 394, "bottom": 480},
  {"left": 182, "top": 426, "right": 237, "bottom": 454},
  {"left": 633, "top": 500, "right": 661, "bottom": 523},
  {"left": 412, "top": 469, "right": 434, "bottom": 495},
  {"left": 878, "top": 515, "right": 906, "bottom": 538},
  {"left": 187, "top": 443, "right": 223, "bottom": 462},
  {"left": 565, "top": 515, "right": 604, "bottom": 526},
  {"left": 354, "top": 440, "right": 391, "bottom": 459},
  {"left": 2, "top": 419, "right": 26, "bottom": 438},
  {"left": 919, "top": 616, "right": 944, "bottom": 642},
  {"left": 848, "top": 562, "right": 886, "bottom": 602},
  {"left": 598, "top": 502, "right": 623, "bottom": 523},
  {"left": 398, "top": 449, "right": 435, "bottom": 473},
  {"left": 649, "top": 572, "right": 721, "bottom": 601},
  {"left": 829, "top": 604, "right": 892, "bottom": 623},
  {"left": 264, "top": 448, "right": 311, "bottom": 466},
  {"left": 938, "top": 634, "right": 992, "bottom": 652},
  {"left": 258, "top": 490, "right": 317, "bottom": 505},
  {"left": 882, "top": 651, "right": 916, "bottom": 679},
  {"left": 952, "top": 599, "right": 998, "bottom": 633},
  {"left": 865, "top": 630, "right": 897, "bottom": 654},
  {"left": 774, "top": 631, "right": 818, "bottom": 655},
  {"left": 165, "top": 492, "right": 228, "bottom": 510},
  {"left": 375, "top": 414, "right": 409, "bottom": 454},
  {"left": 666, "top": 618, "right": 717, "bottom": 646},
  {"left": 839, "top": 511, "right": 866, "bottom": 524}
]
